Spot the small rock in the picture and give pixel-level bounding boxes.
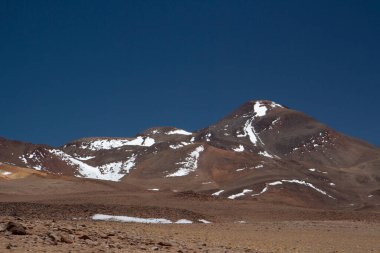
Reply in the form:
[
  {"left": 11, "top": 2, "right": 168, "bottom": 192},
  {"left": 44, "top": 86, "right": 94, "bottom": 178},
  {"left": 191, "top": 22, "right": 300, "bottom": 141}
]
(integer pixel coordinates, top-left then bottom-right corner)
[
  {"left": 5, "top": 222, "right": 26, "bottom": 235},
  {"left": 78, "top": 234, "right": 91, "bottom": 240},
  {"left": 48, "top": 232, "right": 60, "bottom": 242},
  {"left": 99, "top": 233, "right": 108, "bottom": 239},
  {"left": 107, "top": 230, "right": 115, "bottom": 235},
  {"left": 60, "top": 234, "right": 73, "bottom": 244},
  {"left": 158, "top": 241, "right": 172, "bottom": 247},
  {"left": 151, "top": 246, "right": 159, "bottom": 251},
  {"left": 85, "top": 239, "right": 98, "bottom": 246}
]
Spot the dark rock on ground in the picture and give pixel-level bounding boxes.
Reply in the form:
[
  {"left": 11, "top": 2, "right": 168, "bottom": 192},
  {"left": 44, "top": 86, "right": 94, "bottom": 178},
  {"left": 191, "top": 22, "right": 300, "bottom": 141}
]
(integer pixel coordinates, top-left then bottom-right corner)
[{"left": 5, "top": 221, "right": 26, "bottom": 235}]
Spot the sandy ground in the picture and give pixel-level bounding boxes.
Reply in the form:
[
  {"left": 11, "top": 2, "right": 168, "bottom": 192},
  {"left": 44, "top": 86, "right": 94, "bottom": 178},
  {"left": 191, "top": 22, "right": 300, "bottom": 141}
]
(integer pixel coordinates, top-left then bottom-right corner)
[
  {"left": 1, "top": 176, "right": 380, "bottom": 252},
  {"left": 1, "top": 217, "right": 379, "bottom": 253}
]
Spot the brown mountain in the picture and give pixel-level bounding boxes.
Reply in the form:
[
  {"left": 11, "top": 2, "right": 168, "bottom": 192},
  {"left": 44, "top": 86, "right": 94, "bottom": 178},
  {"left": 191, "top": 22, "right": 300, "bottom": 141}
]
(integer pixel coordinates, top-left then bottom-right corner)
[{"left": 1, "top": 100, "right": 379, "bottom": 208}]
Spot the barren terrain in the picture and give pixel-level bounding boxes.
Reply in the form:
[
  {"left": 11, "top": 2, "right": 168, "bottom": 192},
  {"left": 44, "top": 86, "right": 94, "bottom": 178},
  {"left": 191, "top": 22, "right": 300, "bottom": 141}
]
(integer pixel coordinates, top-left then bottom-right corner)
[{"left": 1, "top": 176, "right": 380, "bottom": 252}]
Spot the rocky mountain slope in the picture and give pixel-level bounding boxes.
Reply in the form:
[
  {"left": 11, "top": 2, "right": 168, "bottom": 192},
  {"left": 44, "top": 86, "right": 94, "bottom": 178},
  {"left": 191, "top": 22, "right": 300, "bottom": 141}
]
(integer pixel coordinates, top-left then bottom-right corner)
[{"left": 1, "top": 100, "right": 379, "bottom": 207}]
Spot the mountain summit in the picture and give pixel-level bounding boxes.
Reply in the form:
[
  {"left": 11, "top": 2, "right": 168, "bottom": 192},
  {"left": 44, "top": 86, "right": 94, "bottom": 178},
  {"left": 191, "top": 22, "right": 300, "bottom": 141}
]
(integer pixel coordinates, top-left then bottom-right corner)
[{"left": 1, "top": 100, "right": 379, "bottom": 207}]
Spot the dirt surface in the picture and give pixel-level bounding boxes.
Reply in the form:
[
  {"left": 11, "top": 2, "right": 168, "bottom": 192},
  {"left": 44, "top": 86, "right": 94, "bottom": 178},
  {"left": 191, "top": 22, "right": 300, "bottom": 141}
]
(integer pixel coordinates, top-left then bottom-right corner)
[
  {"left": 1, "top": 216, "right": 379, "bottom": 253},
  {"left": 1, "top": 174, "right": 380, "bottom": 252},
  {"left": 0, "top": 191, "right": 380, "bottom": 252}
]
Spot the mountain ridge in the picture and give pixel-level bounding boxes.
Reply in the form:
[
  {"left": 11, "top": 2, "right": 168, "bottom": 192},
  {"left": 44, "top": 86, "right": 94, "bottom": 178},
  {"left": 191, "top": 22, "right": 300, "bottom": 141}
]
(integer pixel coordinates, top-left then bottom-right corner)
[{"left": 1, "top": 100, "right": 379, "bottom": 208}]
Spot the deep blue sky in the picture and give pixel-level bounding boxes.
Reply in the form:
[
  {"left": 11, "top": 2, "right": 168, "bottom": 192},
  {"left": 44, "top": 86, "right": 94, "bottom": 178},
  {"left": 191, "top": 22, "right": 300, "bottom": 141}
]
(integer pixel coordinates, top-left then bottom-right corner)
[{"left": 0, "top": 0, "right": 379, "bottom": 147}]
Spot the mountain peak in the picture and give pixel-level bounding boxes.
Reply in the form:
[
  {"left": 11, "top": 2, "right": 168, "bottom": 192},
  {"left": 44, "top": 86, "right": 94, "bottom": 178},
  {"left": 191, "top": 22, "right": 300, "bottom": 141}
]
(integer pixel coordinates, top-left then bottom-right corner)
[
  {"left": 224, "top": 100, "right": 285, "bottom": 121},
  {"left": 250, "top": 100, "right": 283, "bottom": 117}
]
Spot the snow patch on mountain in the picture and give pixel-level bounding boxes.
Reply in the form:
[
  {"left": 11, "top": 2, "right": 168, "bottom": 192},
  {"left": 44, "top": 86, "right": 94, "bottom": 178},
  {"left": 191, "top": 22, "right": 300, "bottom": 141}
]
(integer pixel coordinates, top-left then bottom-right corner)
[
  {"left": 79, "top": 136, "right": 155, "bottom": 151},
  {"left": 233, "top": 145, "right": 245, "bottom": 152},
  {"left": 48, "top": 149, "right": 136, "bottom": 181},
  {"left": 19, "top": 150, "right": 48, "bottom": 171},
  {"left": 253, "top": 101, "right": 268, "bottom": 117},
  {"left": 258, "top": 151, "right": 274, "bottom": 158},
  {"left": 142, "top": 137, "right": 155, "bottom": 146},
  {"left": 308, "top": 168, "right": 327, "bottom": 174},
  {"left": 28, "top": 150, "right": 45, "bottom": 163},
  {"left": 253, "top": 101, "right": 283, "bottom": 117},
  {"left": 228, "top": 189, "right": 253, "bottom": 199},
  {"left": 199, "top": 219, "right": 212, "bottom": 224},
  {"left": 76, "top": 156, "right": 95, "bottom": 161},
  {"left": 281, "top": 179, "right": 335, "bottom": 199},
  {"left": 251, "top": 179, "right": 334, "bottom": 199},
  {"left": 166, "top": 129, "right": 192, "bottom": 135},
  {"left": 272, "top": 118, "right": 281, "bottom": 125},
  {"left": 33, "top": 165, "right": 45, "bottom": 171},
  {"left": 19, "top": 155, "right": 27, "bottom": 164},
  {"left": 212, "top": 190, "right": 224, "bottom": 196},
  {"left": 166, "top": 146, "right": 204, "bottom": 177},
  {"left": 252, "top": 181, "right": 282, "bottom": 196},
  {"left": 97, "top": 156, "right": 136, "bottom": 181},
  {"left": 237, "top": 118, "right": 263, "bottom": 146},
  {"left": 169, "top": 142, "right": 192, "bottom": 150},
  {"left": 49, "top": 149, "right": 98, "bottom": 177}
]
